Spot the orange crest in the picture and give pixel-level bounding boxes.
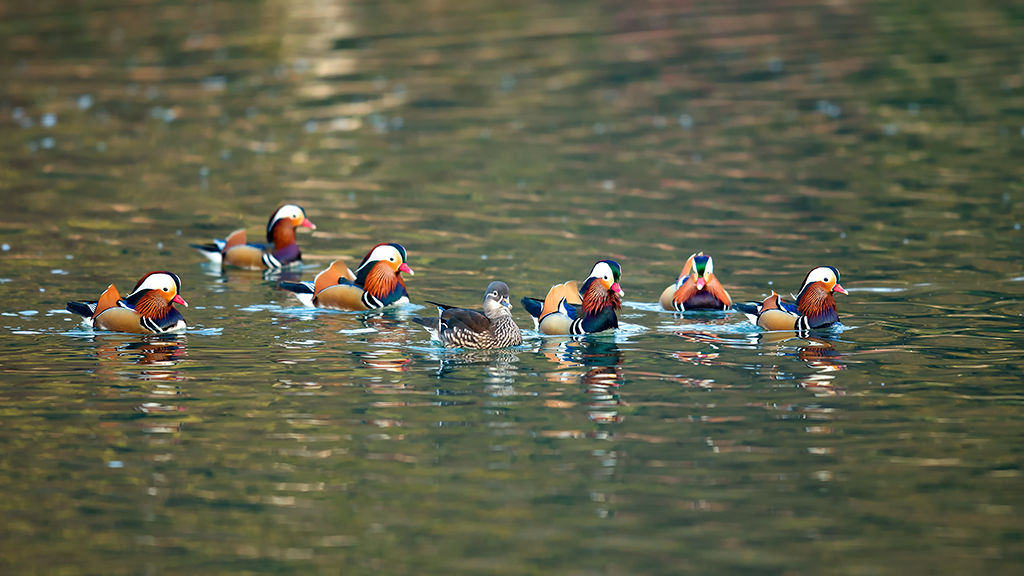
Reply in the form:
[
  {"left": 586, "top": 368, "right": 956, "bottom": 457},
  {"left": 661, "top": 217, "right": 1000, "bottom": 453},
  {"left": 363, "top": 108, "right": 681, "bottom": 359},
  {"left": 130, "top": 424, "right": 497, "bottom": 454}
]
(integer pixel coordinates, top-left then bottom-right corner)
[
  {"left": 95, "top": 284, "right": 122, "bottom": 317},
  {"left": 314, "top": 260, "right": 354, "bottom": 295},
  {"left": 223, "top": 228, "right": 247, "bottom": 252},
  {"left": 540, "top": 281, "right": 580, "bottom": 318},
  {"left": 677, "top": 253, "right": 697, "bottom": 284},
  {"left": 760, "top": 291, "right": 782, "bottom": 311}
]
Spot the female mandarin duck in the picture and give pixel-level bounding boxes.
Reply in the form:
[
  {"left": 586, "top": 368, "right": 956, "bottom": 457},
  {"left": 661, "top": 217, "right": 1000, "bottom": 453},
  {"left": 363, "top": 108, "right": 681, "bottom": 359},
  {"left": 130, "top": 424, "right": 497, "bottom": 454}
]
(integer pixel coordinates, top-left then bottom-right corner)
[
  {"left": 521, "top": 260, "right": 624, "bottom": 335},
  {"left": 659, "top": 252, "right": 732, "bottom": 311},
  {"left": 413, "top": 281, "right": 523, "bottom": 349},
  {"left": 191, "top": 204, "right": 315, "bottom": 269},
  {"left": 736, "top": 266, "right": 848, "bottom": 332},
  {"left": 279, "top": 243, "right": 413, "bottom": 310},
  {"left": 66, "top": 271, "right": 188, "bottom": 334}
]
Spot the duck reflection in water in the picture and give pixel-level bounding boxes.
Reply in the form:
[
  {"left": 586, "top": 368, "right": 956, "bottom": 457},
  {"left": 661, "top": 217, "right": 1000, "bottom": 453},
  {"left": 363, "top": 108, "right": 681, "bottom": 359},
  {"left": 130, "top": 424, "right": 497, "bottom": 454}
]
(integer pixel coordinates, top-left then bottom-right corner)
[
  {"left": 662, "top": 330, "right": 741, "bottom": 390},
  {"left": 536, "top": 338, "right": 624, "bottom": 520},
  {"left": 263, "top": 266, "right": 304, "bottom": 283},
  {"left": 758, "top": 332, "right": 846, "bottom": 396},
  {"left": 429, "top": 348, "right": 522, "bottom": 383},
  {"left": 92, "top": 334, "right": 188, "bottom": 378},
  {"left": 669, "top": 329, "right": 845, "bottom": 394},
  {"left": 87, "top": 335, "right": 189, "bottom": 430},
  {"left": 540, "top": 338, "right": 624, "bottom": 424},
  {"left": 199, "top": 259, "right": 306, "bottom": 284},
  {"left": 356, "top": 312, "right": 420, "bottom": 373}
]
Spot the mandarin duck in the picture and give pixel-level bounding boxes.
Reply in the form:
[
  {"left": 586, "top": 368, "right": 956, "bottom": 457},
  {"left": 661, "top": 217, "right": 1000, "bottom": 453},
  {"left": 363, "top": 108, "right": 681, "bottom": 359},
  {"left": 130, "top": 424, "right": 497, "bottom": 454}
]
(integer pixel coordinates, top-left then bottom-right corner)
[
  {"left": 191, "top": 204, "right": 315, "bottom": 270},
  {"left": 413, "top": 281, "right": 523, "bottom": 349},
  {"left": 521, "top": 260, "right": 624, "bottom": 335},
  {"left": 659, "top": 252, "right": 732, "bottom": 311},
  {"left": 279, "top": 243, "right": 413, "bottom": 310},
  {"left": 66, "top": 271, "right": 188, "bottom": 334},
  {"left": 735, "top": 266, "right": 848, "bottom": 332}
]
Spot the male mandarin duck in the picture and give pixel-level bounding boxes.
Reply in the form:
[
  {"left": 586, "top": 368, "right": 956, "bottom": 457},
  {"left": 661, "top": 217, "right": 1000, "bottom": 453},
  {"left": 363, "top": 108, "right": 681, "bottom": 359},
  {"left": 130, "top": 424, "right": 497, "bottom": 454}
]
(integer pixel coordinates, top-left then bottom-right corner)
[
  {"left": 735, "top": 266, "right": 848, "bottom": 332},
  {"left": 413, "top": 281, "right": 523, "bottom": 349},
  {"left": 191, "top": 204, "right": 315, "bottom": 269},
  {"left": 658, "top": 252, "right": 732, "bottom": 311},
  {"left": 521, "top": 260, "right": 624, "bottom": 335},
  {"left": 279, "top": 243, "right": 413, "bottom": 310},
  {"left": 66, "top": 271, "right": 188, "bottom": 334}
]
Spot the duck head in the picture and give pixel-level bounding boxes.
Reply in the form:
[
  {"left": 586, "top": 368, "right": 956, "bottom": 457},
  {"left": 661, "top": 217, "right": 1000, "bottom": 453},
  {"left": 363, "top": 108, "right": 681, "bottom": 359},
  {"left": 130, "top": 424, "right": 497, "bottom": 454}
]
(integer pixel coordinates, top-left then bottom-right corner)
[
  {"left": 681, "top": 252, "right": 716, "bottom": 291},
  {"left": 587, "top": 260, "right": 623, "bottom": 296},
  {"left": 796, "top": 266, "right": 846, "bottom": 326},
  {"left": 266, "top": 204, "right": 316, "bottom": 245},
  {"left": 125, "top": 271, "right": 187, "bottom": 318},
  {"left": 482, "top": 281, "right": 513, "bottom": 317},
  {"left": 581, "top": 260, "right": 623, "bottom": 316},
  {"left": 357, "top": 243, "right": 414, "bottom": 277},
  {"left": 797, "top": 266, "right": 847, "bottom": 299}
]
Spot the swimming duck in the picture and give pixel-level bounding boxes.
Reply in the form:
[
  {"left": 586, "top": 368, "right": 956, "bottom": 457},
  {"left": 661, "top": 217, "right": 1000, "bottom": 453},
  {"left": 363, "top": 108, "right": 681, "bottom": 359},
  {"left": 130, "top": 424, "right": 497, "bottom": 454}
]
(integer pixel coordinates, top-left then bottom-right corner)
[
  {"left": 279, "top": 243, "right": 413, "bottom": 310},
  {"left": 191, "top": 204, "right": 315, "bottom": 269},
  {"left": 66, "top": 271, "right": 188, "bottom": 334},
  {"left": 521, "top": 260, "right": 623, "bottom": 335},
  {"left": 413, "top": 281, "right": 522, "bottom": 349},
  {"left": 658, "top": 252, "right": 732, "bottom": 311},
  {"left": 735, "top": 266, "right": 848, "bottom": 332}
]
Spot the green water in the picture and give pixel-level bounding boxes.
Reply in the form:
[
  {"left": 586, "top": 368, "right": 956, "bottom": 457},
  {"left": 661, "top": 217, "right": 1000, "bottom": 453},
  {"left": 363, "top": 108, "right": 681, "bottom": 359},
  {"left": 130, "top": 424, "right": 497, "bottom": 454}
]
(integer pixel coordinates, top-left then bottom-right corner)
[{"left": 2, "top": 0, "right": 1023, "bottom": 574}]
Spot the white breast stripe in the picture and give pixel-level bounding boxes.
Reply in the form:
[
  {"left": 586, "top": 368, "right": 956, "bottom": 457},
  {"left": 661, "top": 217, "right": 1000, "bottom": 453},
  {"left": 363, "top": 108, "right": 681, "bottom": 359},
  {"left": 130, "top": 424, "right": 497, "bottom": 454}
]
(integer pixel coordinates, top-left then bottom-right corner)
[
  {"left": 263, "top": 253, "right": 282, "bottom": 268},
  {"left": 362, "top": 292, "right": 383, "bottom": 309},
  {"left": 141, "top": 316, "right": 161, "bottom": 333},
  {"left": 571, "top": 318, "right": 585, "bottom": 335},
  {"left": 797, "top": 316, "right": 811, "bottom": 337}
]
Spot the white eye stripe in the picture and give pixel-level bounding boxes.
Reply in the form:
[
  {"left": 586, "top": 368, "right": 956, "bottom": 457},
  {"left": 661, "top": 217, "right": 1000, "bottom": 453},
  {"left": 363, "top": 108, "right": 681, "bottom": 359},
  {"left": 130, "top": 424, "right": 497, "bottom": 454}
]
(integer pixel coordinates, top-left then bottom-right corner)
[
  {"left": 132, "top": 273, "right": 178, "bottom": 295},
  {"left": 800, "top": 266, "right": 841, "bottom": 292},
  {"left": 590, "top": 262, "right": 614, "bottom": 280},
  {"left": 272, "top": 204, "right": 304, "bottom": 222},
  {"left": 367, "top": 245, "right": 402, "bottom": 263}
]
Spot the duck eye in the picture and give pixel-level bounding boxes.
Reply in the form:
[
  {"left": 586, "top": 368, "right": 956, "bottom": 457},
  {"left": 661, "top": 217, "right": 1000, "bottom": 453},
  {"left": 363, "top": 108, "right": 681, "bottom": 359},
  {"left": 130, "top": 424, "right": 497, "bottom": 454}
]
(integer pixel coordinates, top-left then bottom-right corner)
[{"left": 162, "top": 287, "right": 169, "bottom": 292}]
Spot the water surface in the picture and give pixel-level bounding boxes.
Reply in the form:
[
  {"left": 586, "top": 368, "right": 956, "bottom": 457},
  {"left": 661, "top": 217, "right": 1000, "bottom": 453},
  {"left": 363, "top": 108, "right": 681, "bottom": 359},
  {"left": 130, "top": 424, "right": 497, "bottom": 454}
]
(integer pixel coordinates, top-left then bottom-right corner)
[{"left": 1, "top": 0, "right": 1023, "bottom": 574}]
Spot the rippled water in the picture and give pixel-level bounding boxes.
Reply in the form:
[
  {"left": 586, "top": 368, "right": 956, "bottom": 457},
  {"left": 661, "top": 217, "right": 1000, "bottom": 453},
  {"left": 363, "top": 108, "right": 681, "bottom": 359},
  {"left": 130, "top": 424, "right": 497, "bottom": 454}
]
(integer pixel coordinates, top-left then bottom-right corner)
[{"left": 2, "top": 0, "right": 1023, "bottom": 574}]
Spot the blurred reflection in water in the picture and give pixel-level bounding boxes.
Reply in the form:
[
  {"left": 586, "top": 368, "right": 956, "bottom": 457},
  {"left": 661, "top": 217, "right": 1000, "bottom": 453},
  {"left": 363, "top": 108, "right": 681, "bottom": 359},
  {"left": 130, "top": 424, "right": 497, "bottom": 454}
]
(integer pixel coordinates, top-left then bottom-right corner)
[
  {"left": 93, "top": 336, "right": 187, "bottom": 367},
  {"left": 757, "top": 333, "right": 847, "bottom": 397},
  {"left": 540, "top": 338, "right": 624, "bottom": 424}
]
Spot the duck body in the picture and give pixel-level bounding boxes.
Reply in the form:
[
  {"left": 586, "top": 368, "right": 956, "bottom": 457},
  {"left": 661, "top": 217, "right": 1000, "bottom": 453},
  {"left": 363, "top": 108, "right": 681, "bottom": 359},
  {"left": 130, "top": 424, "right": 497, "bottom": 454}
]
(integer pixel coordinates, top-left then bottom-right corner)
[
  {"left": 280, "top": 243, "right": 413, "bottom": 311},
  {"left": 191, "top": 204, "right": 315, "bottom": 270},
  {"left": 66, "top": 272, "right": 188, "bottom": 334},
  {"left": 521, "top": 260, "right": 624, "bottom": 335},
  {"left": 414, "top": 281, "right": 522, "bottom": 349},
  {"left": 659, "top": 252, "right": 732, "bottom": 311},
  {"left": 735, "top": 266, "right": 847, "bottom": 332}
]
